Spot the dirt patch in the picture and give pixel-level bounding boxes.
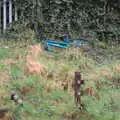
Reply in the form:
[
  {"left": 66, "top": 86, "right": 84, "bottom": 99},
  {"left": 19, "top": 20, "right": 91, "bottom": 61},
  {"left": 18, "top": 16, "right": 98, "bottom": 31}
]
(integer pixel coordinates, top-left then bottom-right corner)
[
  {"left": 0, "top": 110, "right": 14, "bottom": 120},
  {"left": 20, "top": 86, "right": 36, "bottom": 96}
]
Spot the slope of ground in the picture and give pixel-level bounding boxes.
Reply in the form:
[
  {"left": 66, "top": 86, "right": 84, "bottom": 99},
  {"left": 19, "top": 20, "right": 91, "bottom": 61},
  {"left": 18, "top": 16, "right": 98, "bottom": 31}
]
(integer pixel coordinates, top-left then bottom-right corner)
[{"left": 0, "top": 43, "right": 120, "bottom": 120}]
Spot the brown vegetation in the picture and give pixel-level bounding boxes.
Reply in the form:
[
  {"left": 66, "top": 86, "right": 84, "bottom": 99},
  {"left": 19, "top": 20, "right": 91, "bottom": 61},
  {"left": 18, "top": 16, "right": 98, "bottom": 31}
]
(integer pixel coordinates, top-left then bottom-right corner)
[{"left": 26, "top": 45, "right": 46, "bottom": 76}]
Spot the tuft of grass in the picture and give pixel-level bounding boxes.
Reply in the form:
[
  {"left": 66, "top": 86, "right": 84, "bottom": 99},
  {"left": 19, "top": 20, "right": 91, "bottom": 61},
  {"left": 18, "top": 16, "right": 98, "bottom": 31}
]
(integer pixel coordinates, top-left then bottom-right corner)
[{"left": 0, "top": 48, "right": 10, "bottom": 59}]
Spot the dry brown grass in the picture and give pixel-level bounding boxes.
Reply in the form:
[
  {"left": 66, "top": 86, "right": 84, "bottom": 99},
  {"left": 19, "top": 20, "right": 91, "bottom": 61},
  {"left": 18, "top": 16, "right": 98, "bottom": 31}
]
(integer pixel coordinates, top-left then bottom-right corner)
[
  {"left": 25, "top": 45, "right": 47, "bottom": 76},
  {"left": 96, "top": 67, "right": 113, "bottom": 80},
  {"left": 0, "top": 109, "right": 13, "bottom": 120},
  {"left": 26, "top": 60, "right": 46, "bottom": 76},
  {"left": 0, "top": 114, "right": 12, "bottom": 120},
  {"left": 85, "top": 73, "right": 100, "bottom": 81},
  {"left": 20, "top": 86, "right": 36, "bottom": 96},
  {"left": 112, "top": 65, "right": 120, "bottom": 73},
  {"left": 0, "top": 73, "right": 10, "bottom": 87},
  {"left": 0, "top": 59, "right": 16, "bottom": 65},
  {"left": 29, "top": 44, "right": 42, "bottom": 60}
]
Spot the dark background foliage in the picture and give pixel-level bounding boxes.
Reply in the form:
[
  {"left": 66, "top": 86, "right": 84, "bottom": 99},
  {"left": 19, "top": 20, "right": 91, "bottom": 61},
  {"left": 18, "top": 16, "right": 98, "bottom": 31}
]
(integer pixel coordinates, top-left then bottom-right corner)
[{"left": 7, "top": 0, "right": 120, "bottom": 43}]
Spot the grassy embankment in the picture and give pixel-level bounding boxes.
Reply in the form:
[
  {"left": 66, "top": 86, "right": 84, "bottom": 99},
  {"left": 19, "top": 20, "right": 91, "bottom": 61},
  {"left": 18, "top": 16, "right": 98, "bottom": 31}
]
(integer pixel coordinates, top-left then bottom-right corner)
[{"left": 0, "top": 39, "right": 120, "bottom": 120}]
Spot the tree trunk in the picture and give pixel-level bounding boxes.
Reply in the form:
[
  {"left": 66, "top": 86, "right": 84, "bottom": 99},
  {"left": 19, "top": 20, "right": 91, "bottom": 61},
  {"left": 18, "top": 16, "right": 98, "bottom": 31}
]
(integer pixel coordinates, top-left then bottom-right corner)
[
  {"left": 3, "top": 0, "right": 6, "bottom": 32},
  {"left": 9, "top": 0, "right": 12, "bottom": 23}
]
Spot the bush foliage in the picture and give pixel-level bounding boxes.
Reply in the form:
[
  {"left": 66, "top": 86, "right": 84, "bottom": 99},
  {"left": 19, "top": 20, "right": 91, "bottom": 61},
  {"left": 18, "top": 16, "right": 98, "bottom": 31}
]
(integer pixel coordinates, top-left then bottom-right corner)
[{"left": 6, "top": 0, "right": 119, "bottom": 44}]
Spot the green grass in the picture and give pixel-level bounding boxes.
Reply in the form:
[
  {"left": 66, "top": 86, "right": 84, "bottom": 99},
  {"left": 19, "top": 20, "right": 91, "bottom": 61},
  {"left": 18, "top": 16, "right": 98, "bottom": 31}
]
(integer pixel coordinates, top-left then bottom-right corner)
[
  {"left": 0, "top": 41, "right": 120, "bottom": 120},
  {"left": 0, "top": 48, "right": 10, "bottom": 59}
]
